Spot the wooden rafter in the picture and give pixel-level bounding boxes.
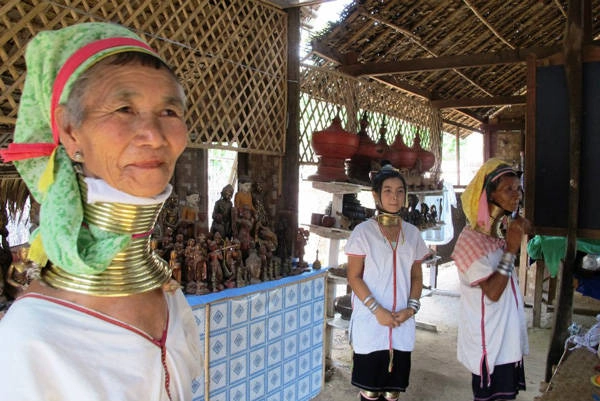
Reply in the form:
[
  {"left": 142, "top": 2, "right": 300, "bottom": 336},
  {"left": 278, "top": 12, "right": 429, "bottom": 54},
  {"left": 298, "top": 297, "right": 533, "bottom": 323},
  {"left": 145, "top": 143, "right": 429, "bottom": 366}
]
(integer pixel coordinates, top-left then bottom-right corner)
[
  {"left": 442, "top": 118, "right": 482, "bottom": 133},
  {"left": 554, "top": 0, "right": 567, "bottom": 18},
  {"left": 311, "top": 41, "right": 486, "bottom": 128},
  {"left": 356, "top": 5, "right": 422, "bottom": 44},
  {"left": 462, "top": 0, "right": 515, "bottom": 49},
  {"left": 431, "top": 95, "right": 526, "bottom": 109},
  {"left": 452, "top": 108, "right": 486, "bottom": 125},
  {"left": 319, "top": 3, "right": 498, "bottom": 99},
  {"left": 338, "top": 46, "right": 561, "bottom": 76},
  {"left": 310, "top": 43, "right": 433, "bottom": 99},
  {"left": 369, "top": 76, "right": 431, "bottom": 100}
]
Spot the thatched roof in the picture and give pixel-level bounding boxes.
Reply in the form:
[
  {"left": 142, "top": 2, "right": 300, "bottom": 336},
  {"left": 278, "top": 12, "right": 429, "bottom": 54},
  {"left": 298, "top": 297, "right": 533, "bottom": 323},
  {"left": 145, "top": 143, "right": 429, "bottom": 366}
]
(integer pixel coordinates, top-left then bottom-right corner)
[{"left": 305, "top": 0, "right": 600, "bottom": 136}]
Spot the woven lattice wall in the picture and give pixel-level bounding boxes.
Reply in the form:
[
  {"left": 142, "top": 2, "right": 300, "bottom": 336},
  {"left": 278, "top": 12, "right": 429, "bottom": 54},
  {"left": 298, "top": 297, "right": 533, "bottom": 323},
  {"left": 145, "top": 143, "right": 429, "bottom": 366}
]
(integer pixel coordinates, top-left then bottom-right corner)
[
  {"left": 299, "top": 64, "right": 443, "bottom": 176},
  {"left": 0, "top": 0, "right": 287, "bottom": 155}
]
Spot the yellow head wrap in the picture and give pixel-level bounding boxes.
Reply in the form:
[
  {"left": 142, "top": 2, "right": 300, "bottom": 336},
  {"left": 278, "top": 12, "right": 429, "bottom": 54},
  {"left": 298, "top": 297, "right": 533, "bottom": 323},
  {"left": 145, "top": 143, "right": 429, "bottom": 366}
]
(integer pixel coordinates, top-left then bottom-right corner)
[{"left": 461, "top": 158, "right": 512, "bottom": 230}]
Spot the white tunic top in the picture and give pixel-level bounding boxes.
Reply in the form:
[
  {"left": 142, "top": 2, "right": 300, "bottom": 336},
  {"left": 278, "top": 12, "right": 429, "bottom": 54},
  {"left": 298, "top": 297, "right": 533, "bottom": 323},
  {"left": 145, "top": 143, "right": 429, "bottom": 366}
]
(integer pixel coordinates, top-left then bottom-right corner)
[
  {"left": 345, "top": 218, "right": 430, "bottom": 354},
  {"left": 457, "top": 248, "right": 529, "bottom": 376},
  {"left": 0, "top": 289, "right": 203, "bottom": 401}
]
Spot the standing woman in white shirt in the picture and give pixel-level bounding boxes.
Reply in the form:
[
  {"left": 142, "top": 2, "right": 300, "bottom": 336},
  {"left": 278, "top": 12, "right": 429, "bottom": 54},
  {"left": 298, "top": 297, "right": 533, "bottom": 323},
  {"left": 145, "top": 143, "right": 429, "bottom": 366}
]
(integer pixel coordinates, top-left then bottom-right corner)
[
  {"left": 452, "top": 158, "right": 531, "bottom": 401},
  {"left": 345, "top": 161, "right": 430, "bottom": 401}
]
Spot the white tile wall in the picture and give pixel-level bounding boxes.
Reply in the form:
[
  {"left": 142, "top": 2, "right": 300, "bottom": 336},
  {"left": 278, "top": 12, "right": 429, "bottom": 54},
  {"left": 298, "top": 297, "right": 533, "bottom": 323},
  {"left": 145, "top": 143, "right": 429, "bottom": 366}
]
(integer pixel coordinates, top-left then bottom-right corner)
[{"left": 190, "top": 271, "right": 326, "bottom": 401}]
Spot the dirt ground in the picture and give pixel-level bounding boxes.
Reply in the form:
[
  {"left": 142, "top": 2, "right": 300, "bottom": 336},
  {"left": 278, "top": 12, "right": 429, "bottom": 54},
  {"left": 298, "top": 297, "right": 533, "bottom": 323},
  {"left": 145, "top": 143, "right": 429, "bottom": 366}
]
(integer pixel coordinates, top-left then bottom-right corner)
[{"left": 313, "top": 262, "right": 600, "bottom": 401}]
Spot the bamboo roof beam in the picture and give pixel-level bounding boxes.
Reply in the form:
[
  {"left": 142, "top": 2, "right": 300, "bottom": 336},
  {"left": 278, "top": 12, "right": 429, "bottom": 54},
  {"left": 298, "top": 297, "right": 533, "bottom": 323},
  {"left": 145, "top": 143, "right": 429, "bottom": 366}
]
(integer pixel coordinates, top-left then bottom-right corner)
[
  {"left": 463, "top": 0, "right": 515, "bottom": 49},
  {"left": 338, "top": 4, "right": 495, "bottom": 97},
  {"left": 431, "top": 95, "right": 525, "bottom": 109},
  {"left": 554, "top": 0, "right": 567, "bottom": 18},
  {"left": 338, "top": 46, "right": 561, "bottom": 76},
  {"left": 356, "top": 5, "right": 422, "bottom": 44}
]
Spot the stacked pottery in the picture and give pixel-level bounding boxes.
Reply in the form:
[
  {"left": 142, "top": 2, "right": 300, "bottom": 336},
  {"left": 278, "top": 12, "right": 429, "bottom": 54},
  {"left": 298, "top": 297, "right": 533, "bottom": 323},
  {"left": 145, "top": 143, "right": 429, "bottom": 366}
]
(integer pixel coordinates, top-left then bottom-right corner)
[
  {"left": 412, "top": 133, "right": 435, "bottom": 172},
  {"left": 309, "top": 116, "right": 359, "bottom": 182},
  {"left": 389, "top": 131, "right": 418, "bottom": 170},
  {"left": 380, "top": 122, "right": 412, "bottom": 170},
  {"left": 348, "top": 113, "right": 379, "bottom": 184}
]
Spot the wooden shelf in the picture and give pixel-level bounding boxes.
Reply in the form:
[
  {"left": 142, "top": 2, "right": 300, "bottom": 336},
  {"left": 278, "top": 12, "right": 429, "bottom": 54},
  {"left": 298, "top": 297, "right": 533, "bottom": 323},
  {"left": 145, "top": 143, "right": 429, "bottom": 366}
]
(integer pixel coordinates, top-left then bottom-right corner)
[
  {"left": 306, "top": 224, "right": 352, "bottom": 240},
  {"left": 310, "top": 180, "right": 367, "bottom": 194},
  {"left": 420, "top": 223, "right": 443, "bottom": 232},
  {"left": 327, "top": 270, "right": 348, "bottom": 284},
  {"left": 327, "top": 316, "right": 350, "bottom": 330},
  {"left": 408, "top": 189, "right": 444, "bottom": 196}
]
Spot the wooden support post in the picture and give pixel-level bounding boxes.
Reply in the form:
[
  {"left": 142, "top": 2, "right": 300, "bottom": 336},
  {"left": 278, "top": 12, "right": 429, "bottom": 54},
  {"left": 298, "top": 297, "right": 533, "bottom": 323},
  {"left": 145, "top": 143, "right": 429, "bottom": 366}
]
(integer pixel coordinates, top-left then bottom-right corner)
[
  {"left": 518, "top": 234, "right": 528, "bottom": 297},
  {"left": 545, "top": 0, "right": 585, "bottom": 382},
  {"left": 324, "top": 275, "right": 335, "bottom": 369},
  {"left": 455, "top": 126, "right": 461, "bottom": 186},
  {"left": 283, "top": 7, "right": 301, "bottom": 258},
  {"left": 533, "top": 260, "right": 546, "bottom": 328}
]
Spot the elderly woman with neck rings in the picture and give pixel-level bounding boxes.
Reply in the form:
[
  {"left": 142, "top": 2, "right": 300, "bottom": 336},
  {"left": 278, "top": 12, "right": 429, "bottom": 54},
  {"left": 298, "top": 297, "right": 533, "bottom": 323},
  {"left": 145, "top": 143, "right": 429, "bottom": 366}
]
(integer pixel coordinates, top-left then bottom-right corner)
[
  {"left": 0, "top": 23, "right": 202, "bottom": 400},
  {"left": 452, "top": 158, "right": 531, "bottom": 401},
  {"left": 345, "top": 161, "right": 431, "bottom": 401}
]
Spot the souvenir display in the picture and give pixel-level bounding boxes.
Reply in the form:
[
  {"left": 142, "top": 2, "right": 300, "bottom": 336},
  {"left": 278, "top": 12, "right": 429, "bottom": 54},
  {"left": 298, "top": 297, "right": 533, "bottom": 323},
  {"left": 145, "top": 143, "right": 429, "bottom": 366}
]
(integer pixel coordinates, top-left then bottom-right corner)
[{"left": 155, "top": 180, "right": 306, "bottom": 294}]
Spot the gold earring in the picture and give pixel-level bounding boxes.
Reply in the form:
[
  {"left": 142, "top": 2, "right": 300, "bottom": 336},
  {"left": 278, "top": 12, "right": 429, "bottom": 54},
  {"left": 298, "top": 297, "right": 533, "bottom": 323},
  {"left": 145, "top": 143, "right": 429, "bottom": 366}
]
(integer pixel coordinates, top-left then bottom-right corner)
[{"left": 73, "top": 150, "right": 84, "bottom": 163}]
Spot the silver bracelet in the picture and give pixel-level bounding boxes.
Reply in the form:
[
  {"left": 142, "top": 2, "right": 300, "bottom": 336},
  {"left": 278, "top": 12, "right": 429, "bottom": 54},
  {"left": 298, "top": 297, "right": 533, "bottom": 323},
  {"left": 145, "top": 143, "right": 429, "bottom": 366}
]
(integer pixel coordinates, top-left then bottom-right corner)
[
  {"left": 496, "top": 252, "right": 516, "bottom": 276},
  {"left": 363, "top": 294, "right": 379, "bottom": 314},
  {"left": 496, "top": 262, "right": 514, "bottom": 276},
  {"left": 368, "top": 301, "right": 379, "bottom": 313},
  {"left": 496, "top": 265, "right": 512, "bottom": 276},
  {"left": 407, "top": 298, "right": 420, "bottom": 314},
  {"left": 501, "top": 252, "right": 516, "bottom": 264}
]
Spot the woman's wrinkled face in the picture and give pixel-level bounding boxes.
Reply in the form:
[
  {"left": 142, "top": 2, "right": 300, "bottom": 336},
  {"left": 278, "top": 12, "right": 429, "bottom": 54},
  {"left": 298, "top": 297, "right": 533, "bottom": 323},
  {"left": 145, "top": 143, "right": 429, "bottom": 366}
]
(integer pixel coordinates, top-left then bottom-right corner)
[
  {"left": 374, "top": 177, "right": 405, "bottom": 213},
  {"left": 58, "top": 61, "right": 187, "bottom": 197},
  {"left": 490, "top": 175, "right": 522, "bottom": 213}
]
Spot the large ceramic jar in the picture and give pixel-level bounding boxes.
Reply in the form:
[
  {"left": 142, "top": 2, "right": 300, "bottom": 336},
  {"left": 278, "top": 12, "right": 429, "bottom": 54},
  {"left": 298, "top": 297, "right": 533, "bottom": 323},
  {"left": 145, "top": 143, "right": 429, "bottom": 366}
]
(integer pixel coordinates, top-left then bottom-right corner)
[
  {"left": 380, "top": 123, "right": 412, "bottom": 170},
  {"left": 348, "top": 114, "right": 380, "bottom": 184},
  {"left": 311, "top": 116, "right": 359, "bottom": 160},
  {"left": 352, "top": 114, "right": 379, "bottom": 160},
  {"left": 389, "top": 132, "right": 417, "bottom": 169},
  {"left": 309, "top": 116, "right": 359, "bottom": 182},
  {"left": 412, "top": 133, "right": 435, "bottom": 172}
]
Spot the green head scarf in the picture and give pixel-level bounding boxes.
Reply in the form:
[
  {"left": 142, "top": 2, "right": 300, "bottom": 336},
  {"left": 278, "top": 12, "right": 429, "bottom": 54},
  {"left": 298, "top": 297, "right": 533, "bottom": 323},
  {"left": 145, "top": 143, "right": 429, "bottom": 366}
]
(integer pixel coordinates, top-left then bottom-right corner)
[{"left": 1, "top": 22, "right": 166, "bottom": 274}]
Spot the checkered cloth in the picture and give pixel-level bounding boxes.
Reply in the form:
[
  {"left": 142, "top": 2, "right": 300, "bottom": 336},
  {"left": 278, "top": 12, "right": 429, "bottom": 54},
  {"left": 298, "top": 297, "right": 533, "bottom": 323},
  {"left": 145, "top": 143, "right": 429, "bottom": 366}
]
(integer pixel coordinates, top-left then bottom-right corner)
[{"left": 452, "top": 226, "right": 505, "bottom": 273}]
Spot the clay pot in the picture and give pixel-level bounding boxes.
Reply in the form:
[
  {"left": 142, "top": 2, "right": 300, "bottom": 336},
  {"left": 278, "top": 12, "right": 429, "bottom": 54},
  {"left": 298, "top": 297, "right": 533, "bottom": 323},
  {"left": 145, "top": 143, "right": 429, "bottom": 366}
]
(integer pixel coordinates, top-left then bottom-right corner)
[
  {"left": 334, "top": 294, "right": 352, "bottom": 320},
  {"left": 348, "top": 113, "right": 379, "bottom": 184},
  {"left": 352, "top": 114, "right": 379, "bottom": 160},
  {"left": 378, "top": 121, "right": 415, "bottom": 170},
  {"left": 309, "top": 116, "right": 359, "bottom": 182},
  {"left": 389, "top": 132, "right": 417, "bottom": 169},
  {"left": 311, "top": 213, "right": 325, "bottom": 225},
  {"left": 412, "top": 133, "right": 435, "bottom": 172},
  {"left": 310, "top": 158, "right": 349, "bottom": 182},
  {"left": 321, "top": 215, "right": 336, "bottom": 227},
  {"left": 311, "top": 116, "right": 359, "bottom": 159}
]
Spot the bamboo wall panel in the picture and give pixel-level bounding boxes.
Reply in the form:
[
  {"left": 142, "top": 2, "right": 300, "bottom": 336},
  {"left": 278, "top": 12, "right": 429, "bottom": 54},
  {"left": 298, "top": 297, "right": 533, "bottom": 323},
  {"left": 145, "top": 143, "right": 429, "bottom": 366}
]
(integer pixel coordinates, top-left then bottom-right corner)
[{"left": 0, "top": 0, "right": 287, "bottom": 155}]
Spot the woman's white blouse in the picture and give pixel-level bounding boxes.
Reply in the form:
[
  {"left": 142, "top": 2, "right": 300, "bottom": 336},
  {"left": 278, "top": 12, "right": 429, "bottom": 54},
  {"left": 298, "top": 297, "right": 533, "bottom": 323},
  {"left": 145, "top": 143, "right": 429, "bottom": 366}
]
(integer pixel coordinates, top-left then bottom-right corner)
[{"left": 345, "top": 218, "right": 430, "bottom": 354}]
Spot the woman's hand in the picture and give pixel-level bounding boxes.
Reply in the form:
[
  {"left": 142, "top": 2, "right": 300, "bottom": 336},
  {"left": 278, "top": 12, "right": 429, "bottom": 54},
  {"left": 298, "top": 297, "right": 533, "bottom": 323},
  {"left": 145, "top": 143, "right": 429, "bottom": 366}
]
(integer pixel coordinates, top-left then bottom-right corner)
[
  {"left": 505, "top": 216, "right": 532, "bottom": 254},
  {"left": 375, "top": 307, "right": 414, "bottom": 328}
]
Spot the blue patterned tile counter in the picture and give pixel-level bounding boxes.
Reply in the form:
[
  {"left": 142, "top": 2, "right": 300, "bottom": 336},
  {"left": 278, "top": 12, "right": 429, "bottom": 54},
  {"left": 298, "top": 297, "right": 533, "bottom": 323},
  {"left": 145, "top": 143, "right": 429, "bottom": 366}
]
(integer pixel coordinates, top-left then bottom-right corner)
[{"left": 187, "top": 269, "right": 327, "bottom": 401}]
